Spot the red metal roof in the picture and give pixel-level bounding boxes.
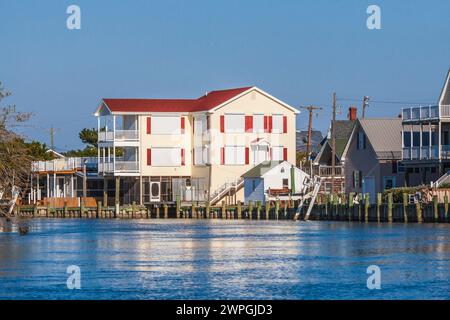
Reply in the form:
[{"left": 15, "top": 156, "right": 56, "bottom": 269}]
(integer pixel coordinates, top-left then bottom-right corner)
[{"left": 102, "top": 87, "right": 253, "bottom": 113}]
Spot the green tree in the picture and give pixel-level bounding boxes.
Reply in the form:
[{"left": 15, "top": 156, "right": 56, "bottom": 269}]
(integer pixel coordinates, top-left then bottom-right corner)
[{"left": 79, "top": 128, "right": 98, "bottom": 148}]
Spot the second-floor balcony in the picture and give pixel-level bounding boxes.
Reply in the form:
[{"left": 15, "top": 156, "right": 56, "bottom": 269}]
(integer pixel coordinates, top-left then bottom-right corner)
[
  {"left": 402, "top": 105, "right": 439, "bottom": 122},
  {"left": 98, "top": 130, "right": 139, "bottom": 142},
  {"left": 304, "top": 165, "right": 343, "bottom": 177},
  {"left": 403, "top": 146, "right": 439, "bottom": 160},
  {"left": 98, "top": 158, "right": 139, "bottom": 173}
]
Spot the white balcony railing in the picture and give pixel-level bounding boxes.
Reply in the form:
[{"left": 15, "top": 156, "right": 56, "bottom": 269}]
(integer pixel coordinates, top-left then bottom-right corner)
[
  {"left": 402, "top": 146, "right": 439, "bottom": 160},
  {"left": 31, "top": 157, "right": 97, "bottom": 172},
  {"left": 442, "top": 145, "right": 450, "bottom": 160},
  {"left": 98, "top": 130, "right": 139, "bottom": 142},
  {"left": 442, "top": 105, "right": 450, "bottom": 118},
  {"left": 402, "top": 105, "right": 439, "bottom": 121},
  {"left": 98, "top": 160, "right": 139, "bottom": 173}
]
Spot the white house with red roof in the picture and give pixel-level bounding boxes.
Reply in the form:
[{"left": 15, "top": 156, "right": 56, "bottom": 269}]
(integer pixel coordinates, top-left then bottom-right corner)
[{"left": 94, "top": 86, "right": 298, "bottom": 205}]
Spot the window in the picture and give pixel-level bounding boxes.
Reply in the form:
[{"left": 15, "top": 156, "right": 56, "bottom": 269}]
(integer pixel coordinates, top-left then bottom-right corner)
[
  {"left": 194, "top": 147, "right": 209, "bottom": 165},
  {"left": 225, "top": 146, "right": 245, "bottom": 165},
  {"left": 271, "top": 146, "right": 284, "bottom": 161},
  {"left": 194, "top": 116, "right": 207, "bottom": 136},
  {"left": 325, "top": 182, "right": 332, "bottom": 193},
  {"left": 151, "top": 148, "right": 182, "bottom": 167},
  {"left": 151, "top": 116, "right": 181, "bottom": 135},
  {"left": 398, "top": 162, "right": 405, "bottom": 172},
  {"left": 413, "top": 132, "right": 420, "bottom": 147},
  {"left": 272, "top": 114, "right": 283, "bottom": 133},
  {"left": 282, "top": 179, "right": 289, "bottom": 189},
  {"left": 383, "top": 176, "right": 396, "bottom": 190},
  {"left": 224, "top": 114, "right": 245, "bottom": 133},
  {"left": 403, "top": 132, "right": 411, "bottom": 147},
  {"left": 431, "top": 167, "right": 437, "bottom": 173},
  {"left": 252, "top": 180, "right": 257, "bottom": 192},
  {"left": 353, "top": 170, "right": 362, "bottom": 188},
  {"left": 422, "top": 132, "right": 430, "bottom": 146},
  {"left": 357, "top": 132, "right": 366, "bottom": 150},
  {"left": 392, "top": 161, "right": 398, "bottom": 174},
  {"left": 253, "top": 114, "right": 264, "bottom": 133}
]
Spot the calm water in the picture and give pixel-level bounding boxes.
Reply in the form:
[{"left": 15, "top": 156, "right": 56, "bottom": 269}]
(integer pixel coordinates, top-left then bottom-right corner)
[{"left": 0, "top": 218, "right": 450, "bottom": 300}]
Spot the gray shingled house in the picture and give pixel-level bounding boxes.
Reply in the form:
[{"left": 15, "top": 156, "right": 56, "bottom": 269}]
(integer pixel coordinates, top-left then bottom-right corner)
[{"left": 344, "top": 118, "right": 405, "bottom": 202}]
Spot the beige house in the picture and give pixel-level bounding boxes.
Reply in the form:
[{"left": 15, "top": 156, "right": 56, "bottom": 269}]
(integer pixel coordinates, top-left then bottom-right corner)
[{"left": 94, "top": 87, "right": 298, "bottom": 205}]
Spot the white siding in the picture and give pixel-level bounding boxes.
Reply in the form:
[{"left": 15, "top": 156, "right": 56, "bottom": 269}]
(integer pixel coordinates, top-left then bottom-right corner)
[
  {"left": 225, "top": 114, "right": 245, "bottom": 133},
  {"left": 152, "top": 116, "right": 181, "bottom": 135},
  {"left": 272, "top": 146, "right": 284, "bottom": 161},
  {"left": 194, "top": 146, "right": 209, "bottom": 165},
  {"left": 253, "top": 114, "right": 264, "bottom": 133},
  {"left": 152, "top": 147, "right": 181, "bottom": 166},
  {"left": 225, "top": 146, "right": 245, "bottom": 165}
]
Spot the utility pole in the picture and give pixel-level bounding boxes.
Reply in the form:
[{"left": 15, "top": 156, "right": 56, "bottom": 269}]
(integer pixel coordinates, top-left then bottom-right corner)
[
  {"left": 331, "top": 93, "right": 337, "bottom": 195},
  {"left": 50, "top": 126, "right": 55, "bottom": 150},
  {"left": 299, "top": 106, "right": 323, "bottom": 156},
  {"left": 362, "top": 96, "right": 370, "bottom": 118}
]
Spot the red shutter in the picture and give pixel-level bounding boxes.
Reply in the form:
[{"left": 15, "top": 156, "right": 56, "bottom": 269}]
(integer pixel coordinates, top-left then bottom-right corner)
[
  {"left": 220, "top": 115, "right": 225, "bottom": 133},
  {"left": 221, "top": 147, "right": 225, "bottom": 165},
  {"left": 181, "top": 117, "right": 185, "bottom": 134},
  {"left": 268, "top": 116, "right": 273, "bottom": 133},
  {"left": 245, "top": 116, "right": 253, "bottom": 133},
  {"left": 283, "top": 116, "right": 287, "bottom": 133},
  {"left": 146, "top": 117, "right": 151, "bottom": 134},
  {"left": 264, "top": 116, "right": 268, "bottom": 133},
  {"left": 181, "top": 148, "right": 185, "bottom": 166},
  {"left": 147, "top": 148, "right": 151, "bottom": 166},
  {"left": 245, "top": 147, "right": 249, "bottom": 164},
  {"left": 283, "top": 148, "right": 288, "bottom": 161}
]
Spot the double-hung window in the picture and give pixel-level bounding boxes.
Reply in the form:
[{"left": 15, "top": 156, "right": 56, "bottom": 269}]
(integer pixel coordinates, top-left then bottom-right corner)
[
  {"left": 271, "top": 114, "right": 283, "bottom": 133},
  {"left": 253, "top": 114, "right": 265, "bottom": 133},
  {"left": 225, "top": 146, "right": 245, "bottom": 165},
  {"left": 224, "top": 114, "right": 245, "bottom": 133}
]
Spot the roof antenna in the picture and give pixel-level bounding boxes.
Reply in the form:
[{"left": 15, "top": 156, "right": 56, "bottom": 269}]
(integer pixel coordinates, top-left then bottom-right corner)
[{"left": 205, "top": 91, "right": 208, "bottom": 96}]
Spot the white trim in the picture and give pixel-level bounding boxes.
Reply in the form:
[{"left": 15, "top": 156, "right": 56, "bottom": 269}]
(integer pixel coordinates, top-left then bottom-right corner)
[{"left": 439, "top": 70, "right": 450, "bottom": 106}]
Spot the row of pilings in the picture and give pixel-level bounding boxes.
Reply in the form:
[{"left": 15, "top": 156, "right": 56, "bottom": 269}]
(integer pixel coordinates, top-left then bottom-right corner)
[{"left": 12, "top": 192, "right": 450, "bottom": 223}]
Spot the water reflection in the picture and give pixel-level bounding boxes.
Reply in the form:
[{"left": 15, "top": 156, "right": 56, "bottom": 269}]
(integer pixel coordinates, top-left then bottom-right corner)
[{"left": 0, "top": 219, "right": 450, "bottom": 299}]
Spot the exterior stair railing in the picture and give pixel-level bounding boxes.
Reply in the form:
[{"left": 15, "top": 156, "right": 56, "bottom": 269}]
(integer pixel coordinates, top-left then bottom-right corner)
[{"left": 209, "top": 177, "right": 244, "bottom": 205}]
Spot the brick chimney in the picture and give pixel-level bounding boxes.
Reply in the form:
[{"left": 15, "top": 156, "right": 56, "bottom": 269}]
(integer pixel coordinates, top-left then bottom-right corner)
[{"left": 348, "top": 106, "right": 357, "bottom": 121}]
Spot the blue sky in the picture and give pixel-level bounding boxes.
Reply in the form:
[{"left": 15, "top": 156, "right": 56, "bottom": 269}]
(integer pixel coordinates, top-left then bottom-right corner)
[{"left": 0, "top": 0, "right": 449, "bottom": 150}]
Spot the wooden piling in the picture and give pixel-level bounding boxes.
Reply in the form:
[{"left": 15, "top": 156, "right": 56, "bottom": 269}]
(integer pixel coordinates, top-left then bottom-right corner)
[
  {"left": 221, "top": 201, "right": 226, "bottom": 219},
  {"left": 445, "top": 195, "right": 449, "bottom": 222},
  {"left": 364, "top": 193, "right": 369, "bottom": 223},
  {"left": 33, "top": 204, "right": 37, "bottom": 218},
  {"left": 164, "top": 204, "right": 168, "bottom": 219},
  {"left": 376, "top": 193, "right": 381, "bottom": 223},
  {"left": 275, "top": 200, "right": 280, "bottom": 220},
  {"left": 256, "top": 201, "right": 261, "bottom": 220},
  {"left": 433, "top": 196, "right": 439, "bottom": 222},
  {"left": 358, "top": 193, "right": 363, "bottom": 222},
  {"left": 97, "top": 201, "right": 102, "bottom": 219},
  {"left": 387, "top": 193, "right": 393, "bottom": 223},
  {"left": 265, "top": 202, "right": 270, "bottom": 220},
  {"left": 206, "top": 201, "right": 210, "bottom": 219},
  {"left": 156, "top": 206, "right": 160, "bottom": 219},
  {"left": 402, "top": 193, "right": 408, "bottom": 223},
  {"left": 115, "top": 201, "right": 119, "bottom": 219},
  {"left": 348, "top": 192, "right": 354, "bottom": 221},
  {"left": 416, "top": 202, "right": 423, "bottom": 223},
  {"left": 80, "top": 199, "right": 85, "bottom": 219},
  {"left": 176, "top": 196, "right": 181, "bottom": 218},
  {"left": 237, "top": 201, "right": 242, "bottom": 219}
]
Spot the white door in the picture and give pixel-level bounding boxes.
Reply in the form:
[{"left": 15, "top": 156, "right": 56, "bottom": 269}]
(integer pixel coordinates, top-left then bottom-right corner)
[
  {"left": 362, "top": 176, "right": 376, "bottom": 203},
  {"left": 254, "top": 146, "right": 268, "bottom": 165}
]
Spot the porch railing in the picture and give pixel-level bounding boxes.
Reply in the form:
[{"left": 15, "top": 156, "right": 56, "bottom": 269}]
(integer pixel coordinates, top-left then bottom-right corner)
[
  {"left": 402, "top": 105, "right": 439, "bottom": 121},
  {"left": 304, "top": 165, "right": 343, "bottom": 177},
  {"left": 98, "top": 130, "right": 139, "bottom": 142},
  {"left": 402, "top": 146, "right": 439, "bottom": 160},
  {"left": 98, "top": 160, "right": 139, "bottom": 173}
]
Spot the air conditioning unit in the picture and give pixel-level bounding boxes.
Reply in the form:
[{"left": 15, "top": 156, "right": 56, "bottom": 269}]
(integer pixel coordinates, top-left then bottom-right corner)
[{"left": 150, "top": 182, "right": 161, "bottom": 202}]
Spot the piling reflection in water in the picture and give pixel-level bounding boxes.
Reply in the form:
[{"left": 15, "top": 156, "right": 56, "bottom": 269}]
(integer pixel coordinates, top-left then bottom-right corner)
[{"left": 0, "top": 219, "right": 450, "bottom": 299}]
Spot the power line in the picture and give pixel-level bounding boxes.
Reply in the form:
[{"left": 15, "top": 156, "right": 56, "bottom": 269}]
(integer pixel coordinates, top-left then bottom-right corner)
[{"left": 337, "top": 98, "right": 435, "bottom": 105}]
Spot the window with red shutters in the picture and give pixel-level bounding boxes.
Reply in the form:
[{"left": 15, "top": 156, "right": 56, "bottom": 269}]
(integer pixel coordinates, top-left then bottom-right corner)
[
  {"left": 181, "top": 148, "right": 185, "bottom": 166},
  {"left": 146, "top": 117, "right": 151, "bottom": 134},
  {"left": 220, "top": 115, "right": 225, "bottom": 133},
  {"left": 245, "top": 116, "right": 253, "bottom": 133},
  {"left": 181, "top": 117, "right": 185, "bottom": 134},
  {"left": 283, "top": 116, "right": 287, "bottom": 133},
  {"left": 147, "top": 148, "right": 151, "bottom": 166},
  {"left": 245, "top": 147, "right": 249, "bottom": 164},
  {"left": 283, "top": 148, "right": 288, "bottom": 161}
]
